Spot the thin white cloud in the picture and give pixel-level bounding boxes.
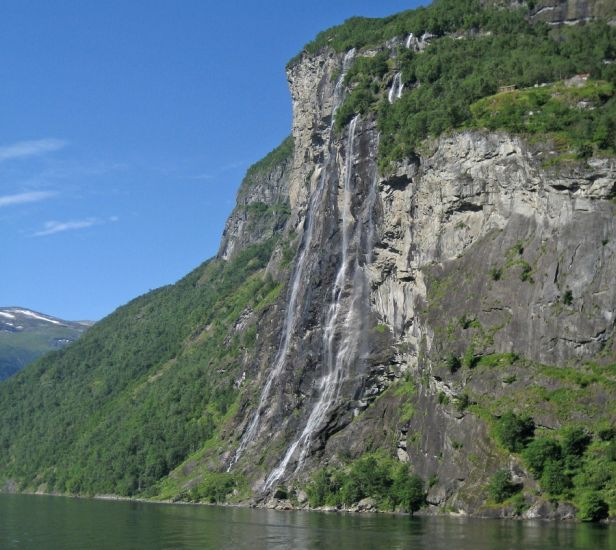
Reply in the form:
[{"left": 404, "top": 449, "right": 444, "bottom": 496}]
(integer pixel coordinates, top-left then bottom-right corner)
[
  {"left": 0, "top": 139, "right": 67, "bottom": 163},
  {"left": 34, "top": 218, "right": 98, "bottom": 237},
  {"left": 33, "top": 216, "right": 117, "bottom": 237},
  {"left": 0, "top": 191, "right": 56, "bottom": 208}
]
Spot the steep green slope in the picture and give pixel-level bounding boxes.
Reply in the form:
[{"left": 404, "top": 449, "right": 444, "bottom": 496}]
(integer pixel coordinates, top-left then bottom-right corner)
[
  {"left": 0, "top": 137, "right": 293, "bottom": 496},
  {"left": 0, "top": 241, "right": 280, "bottom": 496}
]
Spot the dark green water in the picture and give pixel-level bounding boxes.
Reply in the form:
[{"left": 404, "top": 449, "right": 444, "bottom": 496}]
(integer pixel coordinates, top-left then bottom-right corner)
[{"left": 0, "top": 493, "right": 614, "bottom": 549}]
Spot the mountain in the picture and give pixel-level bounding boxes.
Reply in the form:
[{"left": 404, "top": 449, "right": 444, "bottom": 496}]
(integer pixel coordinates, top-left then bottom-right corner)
[
  {"left": 1, "top": 0, "right": 615, "bottom": 521},
  {"left": 0, "top": 308, "right": 90, "bottom": 381}
]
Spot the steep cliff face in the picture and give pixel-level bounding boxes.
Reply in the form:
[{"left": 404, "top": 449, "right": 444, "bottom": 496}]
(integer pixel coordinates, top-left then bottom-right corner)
[
  {"left": 218, "top": 137, "right": 293, "bottom": 261},
  {"left": 209, "top": 21, "right": 616, "bottom": 515},
  {"left": 345, "top": 130, "right": 616, "bottom": 514}
]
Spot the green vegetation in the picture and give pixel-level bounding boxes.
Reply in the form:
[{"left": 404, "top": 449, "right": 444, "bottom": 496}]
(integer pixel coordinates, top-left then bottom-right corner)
[
  {"left": 444, "top": 353, "right": 461, "bottom": 374},
  {"left": 394, "top": 378, "right": 415, "bottom": 424},
  {"left": 243, "top": 135, "right": 294, "bottom": 184},
  {"left": 493, "top": 412, "right": 535, "bottom": 452},
  {"left": 489, "top": 406, "right": 616, "bottom": 519},
  {"left": 462, "top": 343, "right": 477, "bottom": 370},
  {"left": 489, "top": 266, "right": 502, "bottom": 281},
  {"left": 578, "top": 492, "right": 609, "bottom": 522},
  {"left": 488, "top": 469, "right": 520, "bottom": 503},
  {"left": 335, "top": 52, "right": 389, "bottom": 132},
  {"left": 470, "top": 80, "right": 615, "bottom": 160},
  {"left": 379, "top": 20, "right": 616, "bottom": 167},
  {"left": 186, "top": 472, "right": 244, "bottom": 504},
  {"left": 306, "top": 453, "right": 426, "bottom": 514},
  {"left": 523, "top": 438, "right": 562, "bottom": 476},
  {"left": 0, "top": 238, "right": 280, "bottom": 497},
  {"left": 290, "top": 0, "right": 616, "bottom": 169},
  {"left": 289, "top": 0, "right": 532, "bottom": 67}
]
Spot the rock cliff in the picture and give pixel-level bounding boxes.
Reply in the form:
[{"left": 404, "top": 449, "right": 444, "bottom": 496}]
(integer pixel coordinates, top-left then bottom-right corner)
[{"left": 208, "top": 15, "right": 616, "bottom": 515}]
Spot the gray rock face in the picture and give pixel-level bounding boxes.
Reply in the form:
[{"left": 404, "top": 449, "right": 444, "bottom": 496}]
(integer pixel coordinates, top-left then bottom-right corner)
[
  {"left": 485, "top": 0, "right": 616, "bottom": 25},
  {"left": 373, "top": 132, "right": 616, "bottom": 367},
  {"left": 529, "top": 0, "right": 616, "bottom": 25},
  {"left": 218, "top": 142, "right": 293, "bottom": 261},
  {"left": 215, "top": 26, "right": 615, "bottom": 517}
]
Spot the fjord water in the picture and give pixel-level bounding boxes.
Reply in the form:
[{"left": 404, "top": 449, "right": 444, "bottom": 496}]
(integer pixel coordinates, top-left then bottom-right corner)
[{"left": 1, "top": 494, "right": 613, "bottom": 550}]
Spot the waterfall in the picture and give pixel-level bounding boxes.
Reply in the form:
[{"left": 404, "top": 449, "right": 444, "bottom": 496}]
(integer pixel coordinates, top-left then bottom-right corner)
[
  {"left": 406, "top": 33, "right": 414, "bottom": 49},
  {"left": 227, "top": 48, "right": 356, "bottom": 471},
  {"left": 265, "top": 120, "right": 381, "bottom": 491},
  {"left": 388, "top": 72, "right": 403, "bottom": 104}
]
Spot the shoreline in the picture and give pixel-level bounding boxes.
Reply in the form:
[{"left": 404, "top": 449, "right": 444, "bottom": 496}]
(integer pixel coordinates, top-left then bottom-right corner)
[{"left": 2, "top": 488, "right": 612, "bottom": 524}]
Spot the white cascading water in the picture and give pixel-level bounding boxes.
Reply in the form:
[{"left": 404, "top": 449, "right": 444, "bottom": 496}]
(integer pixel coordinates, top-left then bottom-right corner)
[
  {"left": 227, "top": 48, "right": 356, "bottom": 471},
  {"left": 406, "top": 33, "right": 414, "bottom": 49},
  {"left": 265, "top": 119, "right": 381, "bottom": 490},
  {"left": 388, "top": 72, "right": 403, "bottom": 104}
]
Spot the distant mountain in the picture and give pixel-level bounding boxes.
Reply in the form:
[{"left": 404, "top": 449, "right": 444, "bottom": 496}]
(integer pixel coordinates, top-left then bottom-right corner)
[{"left": 0, "top": 308, "right": 91, "bottom": 380}]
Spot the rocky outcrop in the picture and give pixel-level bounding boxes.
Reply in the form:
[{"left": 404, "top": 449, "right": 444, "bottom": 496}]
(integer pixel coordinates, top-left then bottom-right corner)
[
  {"left": 529, "top": 0, "right": 616, "bottom": 25},
  {"left": 218, "top": 137, "right": 293, "bottom": 260},
  {"left": 372, "top": 132, "right": 616, "bottom": 367},
  {"left": 484, "top": 0, "right": 616, "bottom": 25}
]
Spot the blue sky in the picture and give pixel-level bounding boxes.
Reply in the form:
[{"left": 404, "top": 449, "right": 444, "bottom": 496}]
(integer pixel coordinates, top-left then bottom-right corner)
[{"left": 0, "top": 0, "right": 425, "bottom": 321}]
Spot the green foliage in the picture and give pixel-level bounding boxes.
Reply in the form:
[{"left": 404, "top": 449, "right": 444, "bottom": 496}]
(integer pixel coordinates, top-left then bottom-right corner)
[
  {"left": 243, "top": 136, "right": 294, "bottom": 184},
  {"left": 578, "top": 492, "right": 609, "bottom": 522},
  {"left": 392, "top": 465, "right": 425, "bottom": 515},
  {"left": 523, "top": 438, "right": 562, "bottom": 476},
  {"left": 334, "top": 51, "right": 390, "bottom": 132},
  {"left": 488, "top": 469, "right": 520, "bottom": 503},
  {"left": 335, "top": 87, "right": 380, "bottom": 134},
  {"left": 289, "top": 0, "right": 532, "bottom": 67},
  {"left": 306, "top": 453, "right": 426, "bottom": 513},
  {"left": 189, "top": 472, "right": 240, "bottom": 503},
  {"left": 455, "top": 393, "right": 471, "bottom": 413},
  {"left": 562, "top": 427, "right": 592, "bottom": 459},
  {"left": 462, "top": 343, "right": 477, "bottom": 369},
  {"left": 444, "top": 353, "right": 461, "bottom": 373},
  {"left": 563, "top": 290, "right": 573, "bottom": 305},
  {"left": 374, "top": 323, "right": 389, "bottom": 334},
  {"left": 288, "top": 0, "right": 616, "bottom": 166},
  {"left": 341, "top": 454, "right": 394, "bottom": 505},
  {"left": 540, "top": 459, "right": 571, "bottom": 496},
  {"left": 470, "top": 80, "right": 616, "bottom": 157},
  {"left": 307, "top": 468, "right": 341, "bottom": 508},
  {"left": 493, "top": 411, "right": 535, "bottom": 452},
  {"left": 0, "top": 239, "right": 280, "bottom": 497},
  {"left": 438, "top": 391, "right": 450, "bottom": 406},
  {"left": 489, "top": 266, "right": 502, "bottom": 281}
]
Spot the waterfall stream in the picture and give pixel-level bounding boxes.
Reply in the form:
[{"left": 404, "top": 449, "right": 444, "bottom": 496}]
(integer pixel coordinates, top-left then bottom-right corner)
[
  {"left": 265, "top": 119, "right": 381, "bottom": 491},
  {"left": 228, "top": 49, "right": 356, "bottom": 471},
  {"left": 388, "top": 72, "right": 403, "bottom": 104}
]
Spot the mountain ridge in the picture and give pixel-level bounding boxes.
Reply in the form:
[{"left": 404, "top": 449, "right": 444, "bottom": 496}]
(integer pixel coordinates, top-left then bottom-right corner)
[{"left": 0, "top": 307, "right": 90, "bottom": 380}]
